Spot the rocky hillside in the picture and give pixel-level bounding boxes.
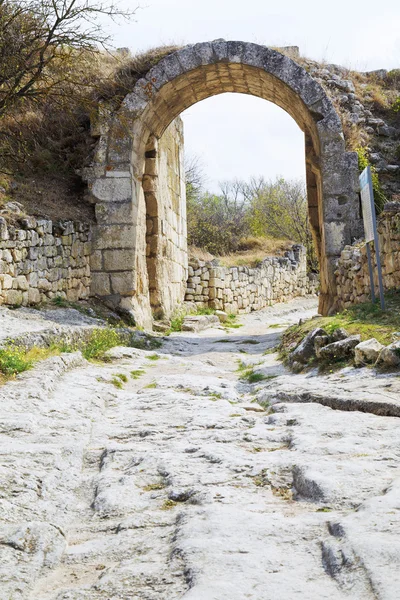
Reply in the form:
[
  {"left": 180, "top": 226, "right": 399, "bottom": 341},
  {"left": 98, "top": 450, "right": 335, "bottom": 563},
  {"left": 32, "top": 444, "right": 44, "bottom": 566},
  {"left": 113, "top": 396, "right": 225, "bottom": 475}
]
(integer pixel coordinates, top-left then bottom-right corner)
[{"left": 289, "top": 49, "right": 400, "bottom": 202}]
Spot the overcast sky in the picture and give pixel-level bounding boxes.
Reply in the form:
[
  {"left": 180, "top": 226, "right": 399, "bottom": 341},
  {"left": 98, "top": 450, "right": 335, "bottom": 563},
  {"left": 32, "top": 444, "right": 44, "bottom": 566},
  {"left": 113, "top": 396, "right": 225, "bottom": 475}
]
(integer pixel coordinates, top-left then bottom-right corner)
[{"left": 104, "top": 0, "right": 400, "bottom": 192}]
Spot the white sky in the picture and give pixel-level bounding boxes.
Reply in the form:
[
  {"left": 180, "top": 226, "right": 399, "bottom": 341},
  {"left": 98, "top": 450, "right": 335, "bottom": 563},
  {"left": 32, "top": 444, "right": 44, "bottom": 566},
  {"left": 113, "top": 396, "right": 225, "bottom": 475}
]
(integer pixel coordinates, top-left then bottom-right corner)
[{"left": 103, "top": 0, "right": 400, "bottom": 192}]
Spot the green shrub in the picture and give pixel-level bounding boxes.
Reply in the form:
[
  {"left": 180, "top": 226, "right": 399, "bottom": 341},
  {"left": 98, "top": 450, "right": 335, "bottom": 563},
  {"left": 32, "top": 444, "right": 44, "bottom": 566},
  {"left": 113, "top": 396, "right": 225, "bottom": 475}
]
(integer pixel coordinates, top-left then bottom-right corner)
[
  {"left": 131, "top": 369, "right": 145, "bottom": 379},
  {"left": 81, "top": 328, "right": 123, "bottom": 360},
  {"left": 356, "top": 147, "right": 386, "bottom": 213},
  {"left": 241, "top": 369, "right": 267, "bottom": 384},
  {"left": 0, "top": 346, "right": 33, "bottom": 376},
  {"left": 392, "top": 97, "right": 400, "bottom": 113}
]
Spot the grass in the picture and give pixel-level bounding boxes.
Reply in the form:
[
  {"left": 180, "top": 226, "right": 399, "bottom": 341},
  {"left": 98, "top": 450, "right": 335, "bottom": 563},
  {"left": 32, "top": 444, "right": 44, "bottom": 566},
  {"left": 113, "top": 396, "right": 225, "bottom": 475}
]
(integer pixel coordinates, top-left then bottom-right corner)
[
  {"left": 131, "top": 369, "right": 145, "bottom": 379},
  {"left": 237, "top": 358, "right": 277, "bottom": 384},
  {"left": 241, "top": 370, "right": 268, "bottom": 384},
  {"left": 144, "top": 382, "right": 157, "bottom": 389},
  {"left": 109, "top": 373, "right": 128, "bottom": 388},
  {"left": 169, "top": 314, "right": 185, "bottom": 333},
  {"left": 57, "top": 327, "right": 124, "bottom": 360},
  {"left": 0, "top": 344, "right": 61, "bottom": 385},
  {"left": 147, "top": 353, "right": 160, "bottom": 361},
  {"left": 236, "top": 359, "right": 248, "bottom": 372},
  {"left": 223, "top": 314, "right": 243, "bottom": 330},
  {"left": 143, "top": 483, "right": 165, "bottom": 491},
  {"left": 0, "top": 345, "right": 34, "bottom": 376},
  {"left": 110, "top": 377, "right": 123, "bottom": 389},
  {"left": 263, "top": 347, "right": 278, "bottom": 355},
  {"left": 114, "top": 373, "right": 128, "bottom": 382},
  {"left": 0, "top": 325, "right": 149, "bottom": 387}
]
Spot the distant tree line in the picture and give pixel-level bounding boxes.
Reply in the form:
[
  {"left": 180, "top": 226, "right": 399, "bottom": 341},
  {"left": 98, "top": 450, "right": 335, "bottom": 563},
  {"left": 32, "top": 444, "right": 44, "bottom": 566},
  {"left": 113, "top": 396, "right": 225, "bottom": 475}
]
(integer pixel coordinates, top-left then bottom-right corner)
[{"left": 186, "top": 157, "right": 318, "bottom": 272}]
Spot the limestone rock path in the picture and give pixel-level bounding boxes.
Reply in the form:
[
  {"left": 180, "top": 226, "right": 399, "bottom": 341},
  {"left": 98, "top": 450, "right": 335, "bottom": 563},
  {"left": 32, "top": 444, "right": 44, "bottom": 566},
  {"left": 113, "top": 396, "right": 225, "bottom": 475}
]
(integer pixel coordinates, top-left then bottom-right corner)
[{"left": 1, "top": 298, "right": 400, "bottom": 600}]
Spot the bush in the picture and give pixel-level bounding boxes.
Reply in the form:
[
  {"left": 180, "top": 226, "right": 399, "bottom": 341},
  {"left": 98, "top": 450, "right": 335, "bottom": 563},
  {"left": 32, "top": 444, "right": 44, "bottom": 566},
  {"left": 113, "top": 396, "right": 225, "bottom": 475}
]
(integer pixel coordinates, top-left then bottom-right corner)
[
  {"left": 392, "top": 97, "right": 400, "bottom": 113},
  {"left": 0, "top": 346, "right": 33, "bottom": 375},
  {"left": 356, "top": 147, "right": 386, "bottom": 214},
  {"left": 80, "top": 328, "right": 123, "bottom": 360}
]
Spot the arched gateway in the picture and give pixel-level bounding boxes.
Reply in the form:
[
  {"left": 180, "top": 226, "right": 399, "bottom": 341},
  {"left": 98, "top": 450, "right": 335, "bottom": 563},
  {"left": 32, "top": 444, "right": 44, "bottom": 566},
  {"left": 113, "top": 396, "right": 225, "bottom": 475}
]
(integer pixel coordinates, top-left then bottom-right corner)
[{"left": 87, "top": 41, "right": 362, "bottom": 328}]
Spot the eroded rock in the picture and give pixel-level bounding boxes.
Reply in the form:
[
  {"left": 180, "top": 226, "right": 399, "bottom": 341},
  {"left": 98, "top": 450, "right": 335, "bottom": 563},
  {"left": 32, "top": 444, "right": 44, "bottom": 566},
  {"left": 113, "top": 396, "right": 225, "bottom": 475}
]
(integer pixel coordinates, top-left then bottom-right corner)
[
  {"left": 376, "top": 341, "right": 400, "bottom": 368},
  {"left": 354, "top": 338, "right": 384, "bottom": 366},
  {"left": 318, "top": 335, "right": 361, "bottom": 361},
  {"left": 289, "top": 328, "right": 327, "bottom": 364}
]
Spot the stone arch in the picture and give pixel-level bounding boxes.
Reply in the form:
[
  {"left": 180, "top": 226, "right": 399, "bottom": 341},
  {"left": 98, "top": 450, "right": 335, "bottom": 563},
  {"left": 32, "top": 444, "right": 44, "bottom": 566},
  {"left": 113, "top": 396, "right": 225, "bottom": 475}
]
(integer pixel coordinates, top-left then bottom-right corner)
[{"left": 88, "top": 40, "right": 361, "bottom": 327}]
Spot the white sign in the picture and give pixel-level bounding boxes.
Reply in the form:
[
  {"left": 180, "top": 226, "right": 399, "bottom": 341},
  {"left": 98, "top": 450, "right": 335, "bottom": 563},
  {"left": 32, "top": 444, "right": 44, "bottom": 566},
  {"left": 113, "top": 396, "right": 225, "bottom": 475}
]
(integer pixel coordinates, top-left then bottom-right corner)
[{"left": 360, "top": 167, "right": 375, "bottom": 243}]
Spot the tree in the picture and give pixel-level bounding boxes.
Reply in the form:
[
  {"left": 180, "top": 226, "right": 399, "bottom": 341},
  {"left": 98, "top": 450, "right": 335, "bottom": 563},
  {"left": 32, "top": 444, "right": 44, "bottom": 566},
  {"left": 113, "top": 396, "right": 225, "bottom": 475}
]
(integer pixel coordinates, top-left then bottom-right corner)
[
  {"left": 244, "top": 176, "right": 318, "bottom": 271},
  {"left": 0, "top": 0, "right": 137, "bottom": 176},
  {"left": 0, "top": 0, "right": 136, "bottom": 119},
  {"left": 186, "top": 173, "right": 251, "bottom": 255}
]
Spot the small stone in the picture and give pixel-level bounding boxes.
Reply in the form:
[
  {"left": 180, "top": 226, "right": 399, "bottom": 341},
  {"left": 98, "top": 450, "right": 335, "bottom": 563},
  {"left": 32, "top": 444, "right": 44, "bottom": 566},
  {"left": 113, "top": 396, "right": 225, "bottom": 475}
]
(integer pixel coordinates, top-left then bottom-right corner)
[
  {"left": 241, "top": 403, "right": 265, "bottom": 413},
  {"left": 331, "top": 328, "right": 349, "bottom": 342},
  {"left": 354, "top": 338, "right": 384, "bottom": 366},
  {"left": 215, "top": 310, "right": 228, "bottom": 323},
  {"left": 0, "top": 216, "right": 8, "bottom": 241},
  {"left": 376, "top": 342, "right": 400, "bottom": 369}
]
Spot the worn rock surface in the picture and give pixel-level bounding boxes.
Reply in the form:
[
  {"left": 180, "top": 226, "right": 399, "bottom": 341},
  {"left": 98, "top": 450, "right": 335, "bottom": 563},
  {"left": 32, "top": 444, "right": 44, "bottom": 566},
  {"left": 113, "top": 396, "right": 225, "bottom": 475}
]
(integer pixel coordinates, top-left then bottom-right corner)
[{"left": 1, "top": 297, "right": 400, "bottom": 599}]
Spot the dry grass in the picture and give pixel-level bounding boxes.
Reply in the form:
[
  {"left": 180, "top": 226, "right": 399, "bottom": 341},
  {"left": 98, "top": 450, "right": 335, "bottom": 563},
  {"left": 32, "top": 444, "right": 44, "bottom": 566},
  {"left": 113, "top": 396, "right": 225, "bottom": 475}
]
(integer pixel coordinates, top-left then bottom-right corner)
[
  {"left": 4, "top": 175, "right": 94, "bottom": 222},
  {"left": 189, "top": 246, "right": 215, "bottom": 262},
  {"left": 190, "top": 238, "right": 293, "bottom": 268},
  {"left": 97, "top": 45, "right": 182, "bottom": 107},
  {"left": 0, "top": 45, "right": 182, "bottom": 220},
  {"left": 218, "top": 237, "right": 293, "bottom": 268}
]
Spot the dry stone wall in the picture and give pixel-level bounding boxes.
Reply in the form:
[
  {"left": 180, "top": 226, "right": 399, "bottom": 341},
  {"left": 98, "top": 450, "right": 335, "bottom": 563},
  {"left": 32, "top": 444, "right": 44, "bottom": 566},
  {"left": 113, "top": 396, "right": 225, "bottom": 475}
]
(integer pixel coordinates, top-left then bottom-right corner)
[
  {"left": 185, "top": 245, "right": 318, "bottom": 314},
  {"left": 335, "top": 205, "right": 400, "bottom": 309},
  {"left": 0, "top": 217, "right": 91, "bottom": 306}
]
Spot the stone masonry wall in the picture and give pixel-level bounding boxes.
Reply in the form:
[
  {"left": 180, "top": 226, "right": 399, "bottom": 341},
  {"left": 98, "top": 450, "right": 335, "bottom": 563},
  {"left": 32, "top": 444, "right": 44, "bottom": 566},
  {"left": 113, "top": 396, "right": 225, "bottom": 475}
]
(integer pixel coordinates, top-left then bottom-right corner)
[
  {"left": 335, "top": 205, "right": 400, "bottom": 309},
  {"left": 144, "top": 119, "right": 188, "bottom": 320},
  {"left": 185, "top": 245, "right": 318, "bottom": 314},
  {"left": 0, "top": 217, "right": 91, "bottom": 306}
]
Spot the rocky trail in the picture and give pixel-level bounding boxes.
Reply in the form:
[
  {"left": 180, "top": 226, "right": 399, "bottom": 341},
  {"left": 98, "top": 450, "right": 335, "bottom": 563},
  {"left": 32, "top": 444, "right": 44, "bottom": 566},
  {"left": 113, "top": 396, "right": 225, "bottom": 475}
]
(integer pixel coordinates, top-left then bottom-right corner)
[{"left": 1, "top": 297, "right": 400, "bottom": 600}]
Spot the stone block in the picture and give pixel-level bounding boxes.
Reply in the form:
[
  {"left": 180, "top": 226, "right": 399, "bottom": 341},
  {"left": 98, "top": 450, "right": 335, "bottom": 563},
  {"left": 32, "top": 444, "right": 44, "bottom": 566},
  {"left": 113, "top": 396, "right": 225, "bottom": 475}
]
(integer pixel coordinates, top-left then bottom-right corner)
[
  {"left": 0, "top": 217, "right": 8, "bottom": 241},
  {"left": 91, "top": 272, "right": 111, "bottom": 296},
  {"left": 16, "top": 275, "right": 28, "bottom": 291},
  {"left": 92, "top": 225, "right": 136, "bottom": 250},
  {"left": 104, "top": 249, "right": 134, "bottom": 271},
  {"left": 5, "top": 289, "right": 23, "bottom": 305},
  {"left": 28, "top": 288, "right": 41, "bottom": 304},
  {"left": 1, "top": 274, "right": 12, "bottom": 289},
  {"left": 91, "top": 177, "right": 131, "bottom": 202},
  {"left": 90, "top": 251, "right": 103, "bottom": 271},
  {"left": 110, "top": 272, "right": 136, "bottom": 295}
]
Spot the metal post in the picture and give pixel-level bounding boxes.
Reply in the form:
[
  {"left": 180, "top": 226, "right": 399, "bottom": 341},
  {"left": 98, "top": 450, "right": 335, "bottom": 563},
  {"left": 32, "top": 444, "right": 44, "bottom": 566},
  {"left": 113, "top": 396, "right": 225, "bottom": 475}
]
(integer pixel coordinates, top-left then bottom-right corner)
[
  {"left": 367, "top": 166, "right": 385, "bottom": 310},
  {"left": 366, "top": 242, "right": 375, "bottom": 303}
]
